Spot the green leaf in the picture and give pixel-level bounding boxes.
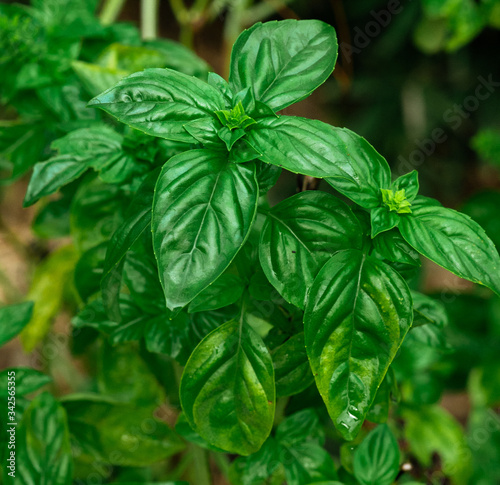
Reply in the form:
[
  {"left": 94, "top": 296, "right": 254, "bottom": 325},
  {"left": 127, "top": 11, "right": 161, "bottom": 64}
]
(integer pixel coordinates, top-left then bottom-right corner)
[
  {"left": 402, "top": 405, "right": 472, "bottom": 481},
  {"left": 180, "top": 320, "right": 275, "bottom": 455},
  {"left": 175, "top": 412, "right": 226, "bottom": 452},
  {"left": 0, "top": 301, "right": 33, "bottom": 346},
  {"left": 246, "top": 118, "right": 391, "bottom": 208},
  {"left": 152, "top": 149, "right": 258, "bottom": 310},
  {"left": 229, "top": 20, "right": 338, "bottom": 112},
  {"left": 74, "top": 242, "right": 107, "bottom": 302},
  {"left": 276, "top": 409, "right": 338, "bottom": 485},
  {"left": 399, "top": 196, "right": 500, "bottom": 295},
  {"left": 392, "top": 170, "right": 419, "bottom": 202},
  {"left": 272, "top": 333, "right": 314, "bottom": 397},
  {"left": 24, "top": 155, "right": 88, "bottom": 207},
  {"left": 12, "top": 392, "right": 73, "bottom": 485},
  {"left": 88, "top": 68, "right": 226, "bottom": 143},
  {"left": 188, "top": 273, "right": 245, "bottom": 313},
  {"left": 259, "top": 191, "right": 363, "bottom": 308},
  {"left": 304, "top": 249, "right": 412, "bottom": 440},
  {"left": 353, "top": 424, "right": 400, "bottom": 485},
  {"left": 370, "top": 206, "right": 400, "bottom": 238}
]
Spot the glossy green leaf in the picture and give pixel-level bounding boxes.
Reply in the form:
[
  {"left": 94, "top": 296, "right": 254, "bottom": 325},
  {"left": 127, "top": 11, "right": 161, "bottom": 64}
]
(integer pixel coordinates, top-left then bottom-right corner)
[
  {"left": 272, "top": 332, "right": 314, "bottom": 397},
  {"left": 12, "top": 392, "right": 73, "bottom": 485},
  {"left": 229, "top": 20, "right": 338, "bottom": 112},
  {"left": 175, "top": 413, "right": 226, "bottom": 452},
  {"left": 260, "top": 191, "right": 363, "bottom": 308},
  {"left": 180, "top": 320, "right": 275, "bottom": 455},
  {"left": 152, "top": 149, "right": 258, "bottom": 310},
  {"left": 188, "top": 273, "right": 244, "bottom": 313},
  {"left": 353, "top": 424, "right": 400, "bottom": 485},
  {"left": 24, "top": 155, "right": 87, "bottom": 207},
  {"left": 88, "top": 68, "right": 226, "bottom": 143},
  {"left": 246, "top": 118, "right": 391, "bottom": 208},
  {"left": 304, "top": 249, "right": 412, "bottom": 440},
  {"left": 74, "top": 242, "right": 106, "bottom": 302},
  {"left": 370, "top": 206, "right": 400, "bottom": 238},
  {"left": 399, "top": 196, "right": 500, "bottom": 295},
  {"left": 0, "top": 301, "right": 33, "bottom": 346}
]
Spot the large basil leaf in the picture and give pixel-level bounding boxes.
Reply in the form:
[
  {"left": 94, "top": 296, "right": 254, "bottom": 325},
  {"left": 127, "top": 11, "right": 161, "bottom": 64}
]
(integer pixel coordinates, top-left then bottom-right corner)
[
  {"left": 0, "top": 301, "right": 34, "bottom": 347},
  {"left": 246, "top": 117, "right": 391, "bottom": 208},
  {"left": 229, "top": 20, "right": 338, "bottom": 112},
  {"left": 12, "top": 392, "right": 73, "bottom": 485},
  {"left": 188, "top": 273, "right": 245, "bottom": 313},
  {"left": 152, "top": 149, "right": 258, "bottom": 310},
  {"left": 180, "top": 320, "right": 275, "bottom": 455},
  {"left": 259, "top": 191, "right": 363, "bottom": 308},
  {"left": 88, "top": 68, "right": 226, "bottom": 143},
  {"left": 353, "top": 424, "right": 400, "bottom": 485},
  {"left": 304, "top": 249, "right": 412, "bottom": 440},
  {"left": 399, "top": 196, "right": 500, "bottom": 295}
]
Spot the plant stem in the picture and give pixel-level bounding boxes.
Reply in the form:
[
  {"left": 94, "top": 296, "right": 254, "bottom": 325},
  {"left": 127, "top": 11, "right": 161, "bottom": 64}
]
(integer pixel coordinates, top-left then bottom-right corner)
[
  {"left": 141, "top": 0, "right": 160, "bottom": 40},
  {"left": 191, "top": 444, "right": 211, "bottom": 485},
  {"left": 99, "top": 0, "right": 127, "bottom": 25}
]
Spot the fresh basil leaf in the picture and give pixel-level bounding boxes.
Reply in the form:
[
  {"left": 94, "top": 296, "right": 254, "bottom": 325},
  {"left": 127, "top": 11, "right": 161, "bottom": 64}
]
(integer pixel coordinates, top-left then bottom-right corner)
[
  {"left": 24, "top": 155, "right": 88, "bottom": 207},
  {"left": 304, "top": 249, "right": 412, "bottom": 440},
  {"left": 272, "top": 332, "right": 313, "bottom": 397},
  {"left": 246, "top": 117, "right": 391, "bottom": 208},
  {"left": 180, "top": 320, "right": 275, "bottom": 455},
  {"left": 392, "top": 170, "right": 419, "bottom": 201},
  {"left": 399, "top": 196, "right": 500, "bottom": 295},
  {"left": 353, "top": 424, "right": 400, "bottom": 485},
  {"left": 88, "top": 68, "right": 226, "bottom": 142},
  {"left": 188, "top": 273, "right": 244, "bottom": 313},
  {"left": 0, "top": 301, "right": 34, "bottom": 347},
  {"left": 13, "top": 392, "right": 73, "bottom": 485},
  {"left": 260, "top": 191, "right": 363, "bottom": 308},
  {"left": 152, "top": 149, "right": 258, "bottom": 310},
  {"left": 229, "top": 20, "right": 338, "bottom": 112},
  {"left": 370, "top": 206, "right": 400, "bottom": 238},
  {"left": 255, "top": 160, "right": 281, "bottom": 194},
  {"left": 207, "top": 72, "right": 233, "bottom": 106}
]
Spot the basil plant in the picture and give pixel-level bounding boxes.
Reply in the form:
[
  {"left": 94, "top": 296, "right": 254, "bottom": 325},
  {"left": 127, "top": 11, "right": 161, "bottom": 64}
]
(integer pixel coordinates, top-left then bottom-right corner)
[{"left": 26, "top": 18, "right": 500, "bottom": 460}]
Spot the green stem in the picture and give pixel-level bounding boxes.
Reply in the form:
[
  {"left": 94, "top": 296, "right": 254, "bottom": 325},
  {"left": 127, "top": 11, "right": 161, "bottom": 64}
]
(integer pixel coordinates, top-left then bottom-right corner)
[
  {"left": 99, "top": 0, "right": 127, "bottom": 25},
  {"left": 141, "top": 0, "right": 160, "bottom": 40},
  {"left": 274, "top": 396, "right": 289, "bottom": 427},
  {"left": 191, "top": 444, "right": 211, "bottom": 485},
  {"left": 212, "top": 452, "right": 230, "bottom": 479}
]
